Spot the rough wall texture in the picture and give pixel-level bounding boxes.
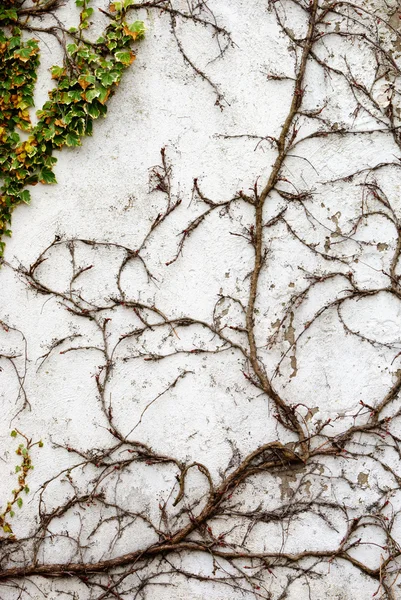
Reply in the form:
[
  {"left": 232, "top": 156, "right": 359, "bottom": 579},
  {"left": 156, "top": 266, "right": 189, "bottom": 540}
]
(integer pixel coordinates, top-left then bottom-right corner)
[{"left": 1, "top": 0, "right": 401, "bottom": 598}]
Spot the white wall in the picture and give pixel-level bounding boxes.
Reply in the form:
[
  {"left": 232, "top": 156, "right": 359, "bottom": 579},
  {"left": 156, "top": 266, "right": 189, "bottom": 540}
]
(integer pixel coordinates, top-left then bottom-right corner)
[{"left": 1, "top": 1, "right": 401, "bottom": 598}]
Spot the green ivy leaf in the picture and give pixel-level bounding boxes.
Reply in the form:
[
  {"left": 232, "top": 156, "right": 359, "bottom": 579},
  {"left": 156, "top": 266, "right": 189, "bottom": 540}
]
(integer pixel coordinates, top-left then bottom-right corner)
[
  {"left": 110, "top": 2, "right": 123, "bottom": 12},
  {"left": 68, "top": 90, "right": 83, "bottom": 103},
  {"left": 51, "top": 65, "right": 65, "bottom": 79},
  {"left": 82, "top": 8, "right": 94, "bottom": 19},
  {"left": 14, "top": 47, "right": 35, "bottom": 62},
  {"left": 115, "top": 50, "right": 134, "bottom": 66},
  {"left": 65, "top": 132, "right": 81, "bottom": 147},
  {"left": 19, "top": 190, "right": 31, "bottom": 205},
  {"left": 85, "top": 88, "right": 101, "bottom": 102},
  {"left": 86, "top": 103, "right": 100, "bottom": 119},
  {"left": 40, "top": 169, "right": 57, "bottom": 184},
  {"left": 126, "top": 21, "right": 145, "bottom": 40},
  {"left": 67, "top": 43, "right": 78, "bottom": 55},
  {"left": 100, "top": 72, "right": 114, "bottom": 87}
]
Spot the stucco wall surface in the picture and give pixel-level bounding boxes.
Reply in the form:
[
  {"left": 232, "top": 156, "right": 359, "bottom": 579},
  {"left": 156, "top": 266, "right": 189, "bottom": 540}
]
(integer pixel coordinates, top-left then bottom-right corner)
[{"left": 1, "top": 0, "right": 401, "bottom": 598}]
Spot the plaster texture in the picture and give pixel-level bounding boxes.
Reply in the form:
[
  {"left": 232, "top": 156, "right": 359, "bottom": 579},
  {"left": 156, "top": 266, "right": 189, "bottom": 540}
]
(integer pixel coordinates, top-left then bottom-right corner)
[{"left": 1, "top": 0, "right": 401, "bottom": 598}]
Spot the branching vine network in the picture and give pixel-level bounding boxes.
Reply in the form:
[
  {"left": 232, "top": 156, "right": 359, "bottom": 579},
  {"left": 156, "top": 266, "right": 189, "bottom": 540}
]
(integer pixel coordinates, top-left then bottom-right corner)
[{"left": 1, "top": 0, "right": 401, "bottom": 599}]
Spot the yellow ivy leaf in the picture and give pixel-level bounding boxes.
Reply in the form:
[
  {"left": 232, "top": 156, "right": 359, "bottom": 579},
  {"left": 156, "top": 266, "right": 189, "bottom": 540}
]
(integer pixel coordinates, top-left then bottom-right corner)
[
  {"left": 99, "top": 89, "right": 111, "bottom": 105},
  {"left": 78, "top": 77, "right": 90, "bottom": 90},
  {"left": 19, "top": 109, "right": 31, "bottom": 122},
  {"left": 123, "top": 25, "right": 138, "bottom": 40}
]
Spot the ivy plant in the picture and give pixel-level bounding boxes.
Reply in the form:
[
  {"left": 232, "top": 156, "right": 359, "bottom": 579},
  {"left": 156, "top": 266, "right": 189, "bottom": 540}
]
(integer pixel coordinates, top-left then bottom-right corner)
[
  {"left": 0, "top": 429, "right": 43, "bottom": 538},
  {"left": 0, "top": 0, "right": 144, "bottom": 256}
]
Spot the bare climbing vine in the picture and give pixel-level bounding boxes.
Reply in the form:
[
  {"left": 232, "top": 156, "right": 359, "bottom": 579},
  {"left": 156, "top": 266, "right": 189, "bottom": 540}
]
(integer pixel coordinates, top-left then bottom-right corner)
[{"left": 1, "top": 0, "right": 401, "bottom": 599}]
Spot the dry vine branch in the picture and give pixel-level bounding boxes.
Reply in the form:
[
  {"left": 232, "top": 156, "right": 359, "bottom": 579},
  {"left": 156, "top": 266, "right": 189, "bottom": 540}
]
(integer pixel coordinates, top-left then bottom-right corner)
[{"left": 1, "top": 0, "right": 401, "bottom": 599}]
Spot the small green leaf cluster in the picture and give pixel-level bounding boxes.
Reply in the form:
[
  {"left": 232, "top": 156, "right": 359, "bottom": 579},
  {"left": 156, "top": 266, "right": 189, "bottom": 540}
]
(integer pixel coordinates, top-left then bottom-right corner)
[
  {"left": 0, "top": 0, "right": 145, "bottom": 256},
  {"left": 0, "top": 28, "right": 40, "bottom": 252},
  {"left": 0, "top": 430, "right": 43, "bottom": 538},
  {"left": 0, "top": 0, "right": 19, "bottom": 27}
]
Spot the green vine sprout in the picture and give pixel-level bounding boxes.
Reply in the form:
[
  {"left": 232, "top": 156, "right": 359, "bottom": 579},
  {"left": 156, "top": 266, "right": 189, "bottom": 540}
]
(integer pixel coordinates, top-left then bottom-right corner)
[
  {"left": 0, "top": 429, "right": 43, "bottom": 539},
  {"left": 0, "top": 0, "right": 145, "bottom": 257}
]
